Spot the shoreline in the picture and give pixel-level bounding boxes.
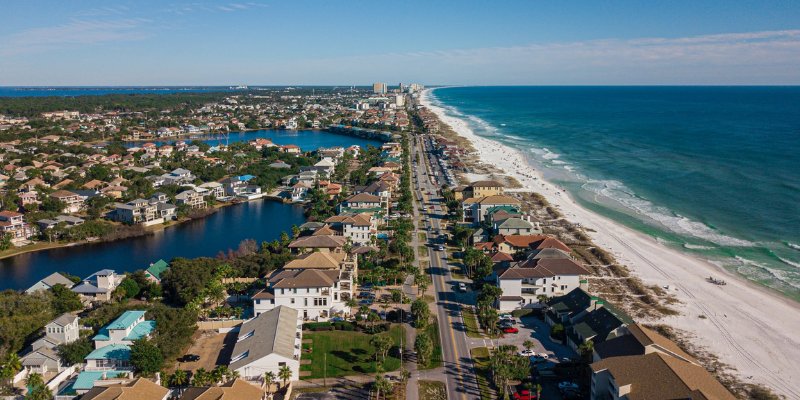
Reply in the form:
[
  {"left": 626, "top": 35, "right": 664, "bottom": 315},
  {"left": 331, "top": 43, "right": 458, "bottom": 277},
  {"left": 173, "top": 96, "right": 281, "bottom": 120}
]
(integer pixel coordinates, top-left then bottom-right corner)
[
  {"left": 420, "top": 89, "right": 800, "bottom": 397},
  {"left": 0, "top": 196, "right": 287, "bottom": 263}
]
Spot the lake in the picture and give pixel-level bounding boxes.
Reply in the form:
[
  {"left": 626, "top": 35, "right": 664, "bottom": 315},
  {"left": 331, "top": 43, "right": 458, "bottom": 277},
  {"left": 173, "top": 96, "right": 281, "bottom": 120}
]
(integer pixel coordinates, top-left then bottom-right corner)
[
  {"left": 131, "top": 129, "right": 384, "bottom": 152},
  {"left": 0, "top": 199, "right": 306, "bottom": 291}
]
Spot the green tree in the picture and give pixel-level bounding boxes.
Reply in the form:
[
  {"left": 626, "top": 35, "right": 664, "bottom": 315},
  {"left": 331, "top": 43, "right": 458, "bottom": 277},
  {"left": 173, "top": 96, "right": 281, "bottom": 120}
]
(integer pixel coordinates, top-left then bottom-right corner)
[
  {"left": 263, "top": 371, "right": 276, "bottom": 398},
  {"left": 373, "top": 374, "right": 393, "bottom": 400},
  {"left": 370, "top": 333, "right": 394, "bottom": 364},
  {"left": 56, "top": 336, "right": 93, "bottom": 364},
  {"left": 25, "top": 372, "right": 52, "bottom": 400},
  {"left": 278, "top": 365, "right": 292, "bottom": 388},
  {"left": 130, "top": 338, "right": 164, "bottom": 376},
  {"left": 410, "top": 299, "right": 430, "bottom": 329},
  {"left": 117, "top": 278, "right": 140, "bottom": 299},
  {"left": 414, "top": 333, "right": 433, "bottom": 367},
  {"left": 0, "top": 233, "right": 12, "bottom": 251},
  {"left": 50, "top": 283, "right": 82, "bottom": 314}
]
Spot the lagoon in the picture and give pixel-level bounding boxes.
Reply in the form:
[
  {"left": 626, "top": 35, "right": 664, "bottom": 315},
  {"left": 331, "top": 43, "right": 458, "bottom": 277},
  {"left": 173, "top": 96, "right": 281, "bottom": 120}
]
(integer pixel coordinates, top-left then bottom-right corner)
[
  {"left": 131, "top": 129, "right": 384, "bottom": 152},
  {"left": 0, "top": 200, "right": 306, "bottom": 291}
]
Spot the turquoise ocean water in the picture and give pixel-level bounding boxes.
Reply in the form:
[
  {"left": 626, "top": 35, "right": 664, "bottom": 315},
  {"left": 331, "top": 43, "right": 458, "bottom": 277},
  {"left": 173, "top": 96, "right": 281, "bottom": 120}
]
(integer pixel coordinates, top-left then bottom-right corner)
[{"left": 429, "top": 86, "right": 800, "bottom": 301}]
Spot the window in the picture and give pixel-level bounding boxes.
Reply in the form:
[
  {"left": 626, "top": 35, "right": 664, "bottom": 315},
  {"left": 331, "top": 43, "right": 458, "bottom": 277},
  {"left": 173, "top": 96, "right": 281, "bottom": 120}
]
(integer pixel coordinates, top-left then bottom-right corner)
[
  {"left": 256, "top": 299, "right": 261, "bottom": 304},
  {"left": 278, "top": 362, "right": 286, "bottom": 367},
  {"left": 304, "top": 298, "right": 308, "bottom": 306},
  {"left": 290, "top": 298, "right": 295, "bottom": 304},
  {"left": 237, "top": 330, "right": 255, "bottom": 342},
  {"left": 230, "top": 351, "right": 249, "bottom": 363}
]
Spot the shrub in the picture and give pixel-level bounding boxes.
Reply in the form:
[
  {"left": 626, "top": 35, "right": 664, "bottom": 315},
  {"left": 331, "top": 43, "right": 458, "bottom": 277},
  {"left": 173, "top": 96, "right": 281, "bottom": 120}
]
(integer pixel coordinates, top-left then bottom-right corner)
[
  {"left": 332, "top": 321, "right": 355, "bottom": 331},
  {"left": 303, "top": 322, "right": 333, "bottom": 331}
]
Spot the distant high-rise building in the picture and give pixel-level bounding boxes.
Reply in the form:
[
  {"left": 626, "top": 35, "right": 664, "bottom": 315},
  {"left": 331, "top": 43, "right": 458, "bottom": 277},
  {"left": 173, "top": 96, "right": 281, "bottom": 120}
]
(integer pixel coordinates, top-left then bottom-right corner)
[
  {"left": 373, "top": 82, "right": 387, "bottom": 94},
  {"left": 399, "top": 82, "right": 405, "bottom": 92}
]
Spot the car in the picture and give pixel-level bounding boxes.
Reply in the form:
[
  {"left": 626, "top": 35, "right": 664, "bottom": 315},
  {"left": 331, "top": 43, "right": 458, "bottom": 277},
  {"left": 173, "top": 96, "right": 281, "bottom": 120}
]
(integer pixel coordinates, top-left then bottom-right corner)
[
  {"left": 330, "top": 316, "right": 345, "bottom": 322},
  {"left": 518, "top": 349, "right": 536, "bottom": 357},
  {"left": 512, "top": 389, "right": 536, "bottom": 400},
  {"left": 357, "top": 291, "right": 372, "bottom": 298},
  {"left": 502, "top": 326, "right": 519, "bottom": 334},
  {"left": 558, "top": 382, "right": 579, "bottom": 391},
  {"left": 498, "top": 320, "right": 514, "bottom": 328},
  {"left": 458, "top": 282, "right": 467, "bottom": 292},
  {"left": 499, "top": 313, "right": 514, "bottom": 321},
  {"left": 436, "top": 245, "right": 445, "bottom": 251},
  {"left": 179, "top": 354, "right": 200, "bottom": 362},
  {"left": 530, "top": 353, "right": 550, "bottom": 362},
  {"left": 358, "top": 298, "right": 373, "bottom": 306}
]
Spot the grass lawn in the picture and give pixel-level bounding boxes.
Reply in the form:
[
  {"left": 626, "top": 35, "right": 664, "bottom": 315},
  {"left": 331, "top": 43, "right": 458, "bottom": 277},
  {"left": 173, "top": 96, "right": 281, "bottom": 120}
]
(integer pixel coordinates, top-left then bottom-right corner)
[
  {"left": 462, "top": 307, "right": 482, "bottom": 338},
  {"left": 471, "top": 347, "right": 494, "bottom": 400},
  {"left": 418, "top": 380, "right": 447, "bottom": 400},
  {"left": 462, "top": 307, "right": 501, "bottom": 339},
  {"left": 300, "top": 325, "right": 405, "bottom": 379},
  {"left": 418, "top": 318, "right": 443, "bottom": 370},
  {"left": 450, "top": 267, "right": 466, "bottom": 280}
]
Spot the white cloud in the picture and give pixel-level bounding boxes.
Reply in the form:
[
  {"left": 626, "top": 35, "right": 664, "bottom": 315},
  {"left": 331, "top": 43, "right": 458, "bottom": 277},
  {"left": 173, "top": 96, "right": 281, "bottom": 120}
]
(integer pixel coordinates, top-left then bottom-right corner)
[{"left": 0, "top": 18, "right": 152, "bottom": 57}]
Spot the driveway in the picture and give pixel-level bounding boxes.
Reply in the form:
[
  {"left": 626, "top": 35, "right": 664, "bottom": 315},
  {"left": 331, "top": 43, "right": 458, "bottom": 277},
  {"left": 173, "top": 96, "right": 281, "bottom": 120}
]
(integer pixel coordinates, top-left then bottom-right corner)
[{"left": 490, "top": 316, "right": 578, "bottom": 362}]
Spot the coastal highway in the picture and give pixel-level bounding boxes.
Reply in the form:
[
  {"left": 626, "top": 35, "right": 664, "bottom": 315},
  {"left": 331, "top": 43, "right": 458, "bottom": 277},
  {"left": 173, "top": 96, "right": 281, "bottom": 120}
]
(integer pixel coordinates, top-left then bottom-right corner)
[{"left": 411, "top": 135, "right": 480, "bottom": 400}]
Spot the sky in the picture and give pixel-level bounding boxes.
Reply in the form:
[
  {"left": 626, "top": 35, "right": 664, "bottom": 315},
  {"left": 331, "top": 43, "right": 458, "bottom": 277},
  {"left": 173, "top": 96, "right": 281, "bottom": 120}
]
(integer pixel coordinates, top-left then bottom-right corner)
[{"left": 1, "top": 0, "right": 799, "bottom": 86}]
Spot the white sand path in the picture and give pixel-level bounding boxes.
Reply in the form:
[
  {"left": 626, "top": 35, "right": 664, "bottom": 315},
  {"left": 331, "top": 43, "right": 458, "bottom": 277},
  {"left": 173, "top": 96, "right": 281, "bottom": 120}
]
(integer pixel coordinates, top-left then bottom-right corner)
[{"left": 420, "top": 89, "right": 800, "bottom": 398}]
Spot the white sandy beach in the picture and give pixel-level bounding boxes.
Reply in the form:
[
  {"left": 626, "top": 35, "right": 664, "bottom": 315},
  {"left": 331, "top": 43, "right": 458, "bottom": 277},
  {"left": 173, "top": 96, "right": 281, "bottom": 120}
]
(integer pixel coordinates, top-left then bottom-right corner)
[{"left": 420, "top": 89, "right": 800, "bottom": 398}]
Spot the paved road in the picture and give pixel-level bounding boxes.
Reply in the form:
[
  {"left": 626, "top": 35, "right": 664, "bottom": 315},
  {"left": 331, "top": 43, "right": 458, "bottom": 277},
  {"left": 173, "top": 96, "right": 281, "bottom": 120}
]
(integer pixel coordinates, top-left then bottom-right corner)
[{"left": 411, "top": 135, "right": 481, "bottom": 400}]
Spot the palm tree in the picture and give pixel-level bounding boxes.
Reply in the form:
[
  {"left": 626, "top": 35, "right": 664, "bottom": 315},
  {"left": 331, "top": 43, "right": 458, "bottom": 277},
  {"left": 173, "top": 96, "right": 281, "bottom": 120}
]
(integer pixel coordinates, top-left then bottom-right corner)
[
  {"left": 278, "top": 365, "right": 292, "bottom": 388},
  {"left": 263, "top": 371, "right": 276, "bottom": 398},
  {"left": 345, "top": 297, "right": 358, "bottom": 313},
  {"left": 523, "top": 340, "right": 535, "bottom": 353},
  {"left": 192, "top": 368, "right": 208, "bottom": 386},
  {"left": 373, "top": 374, "right": 393, "bottom": 400},
  {"left": 171, "top": 369, "right": 188, "bottom": 392},
  {"left": 25, "top": 372, "right": 51, "bottom": 400}
]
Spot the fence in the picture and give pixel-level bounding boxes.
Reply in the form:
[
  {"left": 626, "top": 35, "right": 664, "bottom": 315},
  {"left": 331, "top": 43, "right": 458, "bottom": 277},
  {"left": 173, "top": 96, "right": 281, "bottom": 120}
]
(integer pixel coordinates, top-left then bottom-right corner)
[{"left": 197, "top": 319, "right": 244, "bottom": 330}]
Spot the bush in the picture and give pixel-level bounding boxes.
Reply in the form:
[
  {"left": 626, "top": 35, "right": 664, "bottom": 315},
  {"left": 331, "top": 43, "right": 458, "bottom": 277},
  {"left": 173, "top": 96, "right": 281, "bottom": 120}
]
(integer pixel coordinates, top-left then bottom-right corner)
[
  {"left": 363, "top": 322, "right": 390, "bottom": 334},
  {"left": 332, "top": 321, "right": 355, "bottom": 331},
  {"left": 303, "top": 322, "right": 333, "bottom": 331}
]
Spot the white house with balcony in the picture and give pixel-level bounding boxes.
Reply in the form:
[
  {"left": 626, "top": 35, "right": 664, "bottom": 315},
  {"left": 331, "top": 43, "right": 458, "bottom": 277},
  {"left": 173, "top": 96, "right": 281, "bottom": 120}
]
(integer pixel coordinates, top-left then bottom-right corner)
[
  {"left": 496, "top": 257, "right": 591, "bottom": 311},
  {"left": 252, "top": 253, "right": 354, "bottom": 321},
  {"left": 229, "top": 306, "right": 302, "bottom": 383}
]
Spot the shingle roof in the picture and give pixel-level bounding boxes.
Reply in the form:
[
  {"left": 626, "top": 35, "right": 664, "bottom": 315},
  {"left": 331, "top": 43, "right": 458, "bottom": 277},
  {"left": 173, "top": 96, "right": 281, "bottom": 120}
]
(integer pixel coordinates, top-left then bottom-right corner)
[
  {"left": 270, "top": 269, "right": 338, "bottom": 288},
  {"left": 288, "top": 235, "right": 347, "bottom": 249},
  {"left": 283, "top": 252, "right": 340, "bottom": 270},
  {"left": 590, "top": 352, "right": 735, "bottom": 400},
  {"left": 180, "top": 379, "right": 263, "bottom": 400},
  {"left": 471, "top": 180, "right": 504, "bottom": 188},
  {"left": 81, "top": 377, "right": 169, "bottom": 400},
  {"left": 229, "top": 306, "right": 298, "bottom": 371}
]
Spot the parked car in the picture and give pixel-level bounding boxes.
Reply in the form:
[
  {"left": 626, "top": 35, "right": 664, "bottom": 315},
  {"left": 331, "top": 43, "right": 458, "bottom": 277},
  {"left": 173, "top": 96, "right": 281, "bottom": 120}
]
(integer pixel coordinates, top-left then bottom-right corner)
[
  {"left": 502, "top": 326, "right": 519, "bottom": 334},
  {"left": 458, "top": 282, "right": 467, "bottom": 292},
  {"left": 499, "top": 313, "right": 514, "bottom": 321},
  {"left": 358, "top": 298, "right": 373, "bottom": 306},
  {"left": 436, "top": 245, "right": 445, "bottom": 251},
  {"left": 558, "top": 382, "right": 579, "bottom": 391},
  {"left": 518, "top": 349, "right": 536, "bottom": 357},
  {"left": 531, "top": 353, "right": 550, "bottom": 362},
  {"left": 330, "top": 316, "right": 345, "bottom": 322},
  {"left": 512, "top": 389, "right": 537, "bottom": 400},
  {"left": 179, "top": 354, "right": 200, "bottom": 362}
]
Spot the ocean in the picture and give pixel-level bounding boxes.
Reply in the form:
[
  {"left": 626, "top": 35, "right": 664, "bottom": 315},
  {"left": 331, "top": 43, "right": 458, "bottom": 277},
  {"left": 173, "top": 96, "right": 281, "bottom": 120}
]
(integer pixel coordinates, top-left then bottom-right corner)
[{"left": 429, "top": 86, "right": 800, "bottom": 300}]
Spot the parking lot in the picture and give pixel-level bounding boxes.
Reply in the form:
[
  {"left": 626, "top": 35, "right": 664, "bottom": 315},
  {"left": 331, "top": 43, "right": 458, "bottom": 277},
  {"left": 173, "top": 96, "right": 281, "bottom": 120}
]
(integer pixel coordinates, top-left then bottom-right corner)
[{"left": 493, "top": 315, "right": 577, "bottom": 362}]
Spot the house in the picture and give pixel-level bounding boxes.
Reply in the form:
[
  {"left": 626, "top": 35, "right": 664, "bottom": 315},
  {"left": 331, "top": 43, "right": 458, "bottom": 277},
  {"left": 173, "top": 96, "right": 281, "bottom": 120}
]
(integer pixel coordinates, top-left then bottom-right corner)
[
  {"left": 291, "top": 182, "right": 312, "bottom": 203},
  {"left": 20, "top": 347, "right": 64, "bottom": 375},
  {"left": 50, "top": 190, "right": 84, "bottom": 213},
  {"left": 81, "top": 377, "right": 169, "bottom": 400},
  {"left": 180, "top": 379, "right": 264, "bottom": 400},
  {"left": 0, "top": 210, "right": 35, "bottom": 242},
  {"left": 590, "top": 352, "right": 736, "bottom": 400},
  {"left": 113, "top": 199, "right": 163, "bottom": 226},
  {"left": 254, "top": 268, "right": 352, "bottom": 320},
  {"left": 566, "top": 303, "right": 632, "bottom": 352},
  {"left": 92, "top": 310, "right": 156, "bottom": 348},
  {"left": 494, "top": 217, "right": 540, "bottom": 236},
  {"left": 72, "top": 269, "right": 124, "bottom": 302},
  {"left": 229, "top": 306, "right": 302, "bottom": 383},
  {"left": 36, "top": 215, "right": 85, "bottom": 231},
  {"left": 269, "top": 160, "right": 291, "bottom": 169},
  {"left": 339, "top": 193, "right": 382, "bottom": 213},
  {"left": 313, "top": 157, "right": 336, "bottom": 178},
  {"left": 592, "top": 324, "right": 698, "bottom": 364},
  {"left": 175, "top": 189, "right": 207, "bottom": 209},
  {"left": 325, "top": 213, "right": 376, "bottom": 245},
  {"left": 496, "top": 258, "right": 591, "bottom": 311},
  {"left": 72, "top": 370, "right": 133, "bottom": 395},
  {"left": 198, "top": 181, "right": 225, "bottom": 199},
  {"left": 144, "top": 259, "right": 169, "bottom": 283},
  {"left": 32, "top": 313, "right": 80, "bottom": 351},
  {"left": 25, "top": 272, "right": 75, "bottom": 293},
  {"left": 84, "top": 344, "right": 133, "bottom": 371},
  {"left": 489, "top": 234, "right": 548, "bottom": 254},
  {"left": 163, "top": 168, "right": 195, "bottom": 185},
  {"left": 288, "top": 235, "right": 347, "bottom": 254},
  {"left": 465, "top": 195, "right": 521, "bottom": 226},
  {"left": 222, "top": 175, "right": 258, "bottom": 197}
]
